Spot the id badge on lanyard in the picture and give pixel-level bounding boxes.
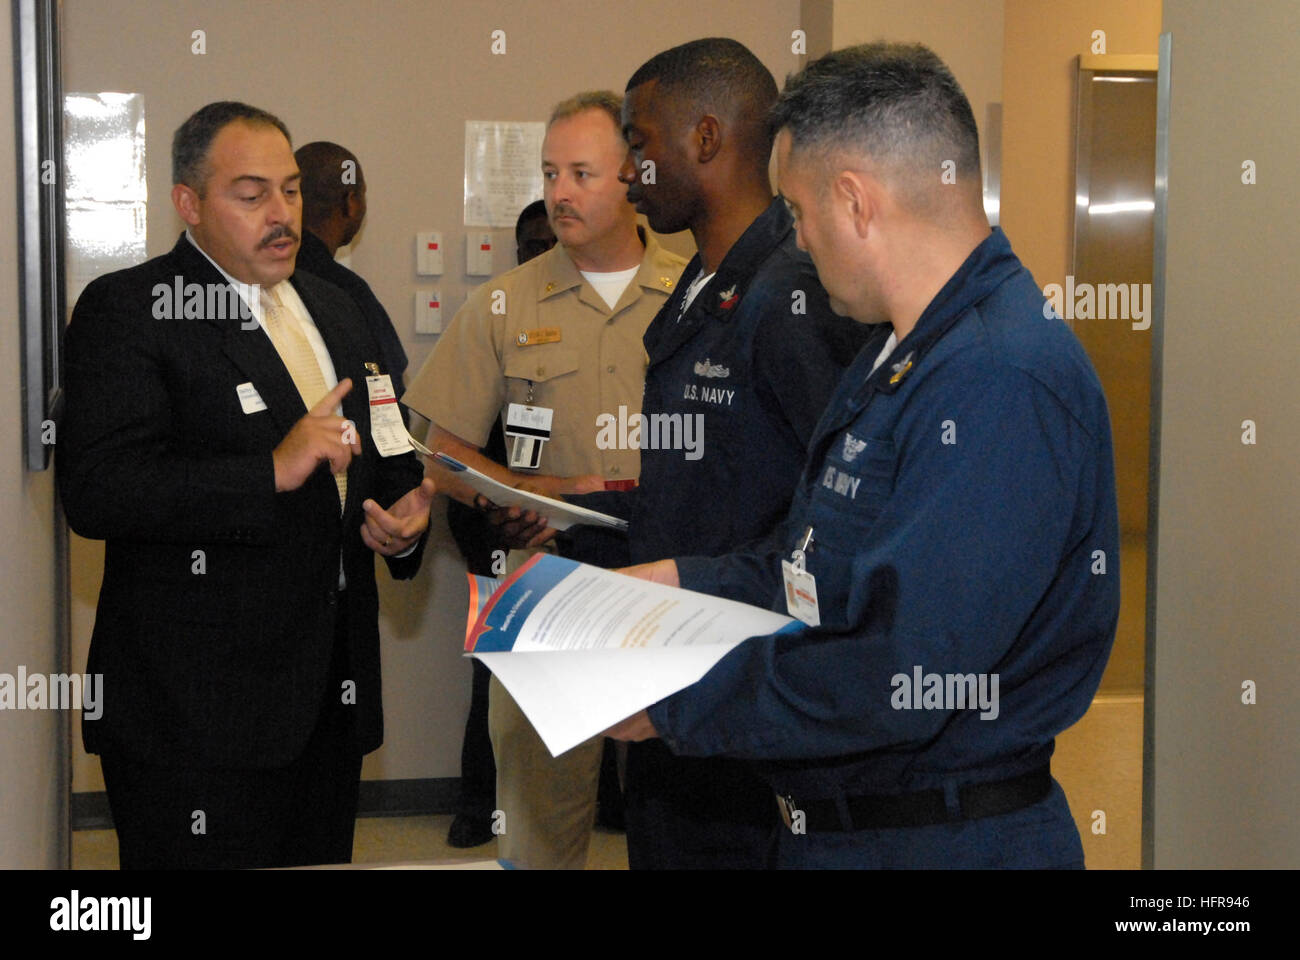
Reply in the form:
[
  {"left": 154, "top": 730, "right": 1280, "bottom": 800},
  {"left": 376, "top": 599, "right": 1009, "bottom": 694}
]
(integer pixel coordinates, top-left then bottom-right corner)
[
  {"left": 781, "top": 526, "right": 820, "bottom": 627},
  {"left": 505, "top": 381, "right": 554, "bottom": 470},
  {"left": 364, "top": 368, "right": 413, "bottom": 457}
]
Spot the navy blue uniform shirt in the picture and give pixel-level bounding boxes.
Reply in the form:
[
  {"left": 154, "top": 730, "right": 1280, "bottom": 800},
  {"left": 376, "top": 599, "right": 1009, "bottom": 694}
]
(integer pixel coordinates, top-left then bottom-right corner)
[
  {"left": 652, "top": 227, "right": 1121, "bottom": 800},
  {"left": 566, "top": 198, "right": 868, "bottom": 565}
]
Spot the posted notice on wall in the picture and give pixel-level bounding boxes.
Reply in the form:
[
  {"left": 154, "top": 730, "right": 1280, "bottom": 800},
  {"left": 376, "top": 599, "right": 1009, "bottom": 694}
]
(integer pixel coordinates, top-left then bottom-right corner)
[
  {"left": 464, "top": 554, "right": 799, "bottom": 756},
  {"left": 463, "top": 120, "right": 546, "bottom": 227}
]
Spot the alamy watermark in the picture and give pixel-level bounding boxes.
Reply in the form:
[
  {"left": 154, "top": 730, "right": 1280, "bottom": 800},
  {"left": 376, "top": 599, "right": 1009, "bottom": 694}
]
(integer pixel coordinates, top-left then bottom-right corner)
[
  {"left": 0, "top": 667, "right": 103, "bottom": 719},
  {"left": 595, "top": 405, "right": 704, "bottom": 461},
  {"left": 890, "top": 665, "right": 999, "bottom": 720},
  {"left": 50, "top": 890, "right": 150, "bottom": 940},
  {"left": 152, "top": 276, "right": 260, "bottom": 328},
  {"left": 1042, "top": 275, "right": 1151, "bottom": 330}
]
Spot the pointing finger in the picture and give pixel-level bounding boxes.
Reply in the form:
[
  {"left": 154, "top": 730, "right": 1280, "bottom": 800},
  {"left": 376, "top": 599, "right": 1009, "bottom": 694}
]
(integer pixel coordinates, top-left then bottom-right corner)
[{"left": 309, "top": 378, "right": 352, "bottom": 417}]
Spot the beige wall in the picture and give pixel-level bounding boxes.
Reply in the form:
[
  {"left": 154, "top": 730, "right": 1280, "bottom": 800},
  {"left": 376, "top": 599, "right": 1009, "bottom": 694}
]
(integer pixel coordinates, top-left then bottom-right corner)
[
  {"left": 1001, "top": 0, "right": 1162, "bottom": 288},
  {"left": 1151, "top": 0, "right": 1300, "bottom": 868},
  {"left": 800, "top": 0, "right": 834, "bottom": 58},
  {"left": 0, "top": 10, "right": 68, "bottom": 867},
  {"left": 60, "top": 0, "right": 803, "bottom": 791},
  {"left": 825, "top": 1, "right": 1151, "bottom": 867},
  {"left": 995, "top": 1, "right": 1159, "bottom": 864},
  {"left": 830, "top": 0, "right": 1004, "bottom": 180},
  {"left": 1002, "top": 1, "right": 1160, "bottom": 701}
]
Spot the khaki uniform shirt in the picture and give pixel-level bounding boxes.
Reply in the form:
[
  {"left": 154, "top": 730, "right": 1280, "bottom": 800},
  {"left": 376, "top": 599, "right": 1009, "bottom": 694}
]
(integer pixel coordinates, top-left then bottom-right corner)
[{"left": 403, "top": 232, "right": 687, "bottom": 481}]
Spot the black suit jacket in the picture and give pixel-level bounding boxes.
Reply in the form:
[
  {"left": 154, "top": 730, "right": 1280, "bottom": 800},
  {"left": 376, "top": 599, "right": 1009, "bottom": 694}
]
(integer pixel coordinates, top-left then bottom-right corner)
[{"left": 58, "top": 233, "right": 426, "bottom": 768}]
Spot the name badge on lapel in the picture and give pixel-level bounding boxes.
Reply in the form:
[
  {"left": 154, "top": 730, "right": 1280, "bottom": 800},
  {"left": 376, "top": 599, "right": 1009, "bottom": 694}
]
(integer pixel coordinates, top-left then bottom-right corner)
[
  {"left": 505, "top": 403, "right": 553, "bottom": 470},
  {"left": 236, "top": 382, "right": 267, "bottom": 414},
  {"left": 516, "top": 327, "right": 561, "bottom": 346}
]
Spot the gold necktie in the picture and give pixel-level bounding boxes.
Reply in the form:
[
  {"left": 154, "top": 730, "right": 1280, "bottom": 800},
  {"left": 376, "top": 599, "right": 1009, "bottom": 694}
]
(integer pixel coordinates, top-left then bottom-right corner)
[{"left": 262, "top": 285, "right": 347, "bottom": 511}]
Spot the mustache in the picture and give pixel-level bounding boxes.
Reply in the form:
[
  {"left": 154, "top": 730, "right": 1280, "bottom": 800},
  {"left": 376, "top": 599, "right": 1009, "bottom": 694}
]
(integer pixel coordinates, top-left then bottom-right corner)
[
  {"left": 259, "top": 225, "right": 299, "bottom": 247},
  {"left": 550, "top": 204, "right": 581, "bottom": 222}
]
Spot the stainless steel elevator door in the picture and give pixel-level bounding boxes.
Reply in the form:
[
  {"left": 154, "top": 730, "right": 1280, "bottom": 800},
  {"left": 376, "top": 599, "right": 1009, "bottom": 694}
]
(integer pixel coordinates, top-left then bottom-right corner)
[{"left": 1072, "top": 57, "right": 1157, "bottom": 692}]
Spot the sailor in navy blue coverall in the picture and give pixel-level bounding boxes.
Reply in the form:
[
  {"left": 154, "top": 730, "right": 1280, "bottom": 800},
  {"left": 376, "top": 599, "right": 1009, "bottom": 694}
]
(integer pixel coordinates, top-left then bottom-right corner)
[
  {"left": 564, "top": 40, "right": 868, "bottom": 869},
  {"left": 606, "top": 43, "right": 1120, "bottom": 869},
  {"left": 646, "top": 226, "right": 1119, "bottom": 867},
  {"left": 570, "top": 198, "right": 865, "bottom": 868},
  {"left": 570, "top": 198, "right": 865, "bottom": 567}
]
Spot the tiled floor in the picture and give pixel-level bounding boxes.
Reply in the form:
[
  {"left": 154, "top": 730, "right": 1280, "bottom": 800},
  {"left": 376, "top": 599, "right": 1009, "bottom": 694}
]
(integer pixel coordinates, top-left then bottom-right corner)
[
  {"left": 72, "top": 816, "right": 629, "bottom": 870},
  {"left": 1054, "top": 694, "right": 1144, "bottom": 869},
  {"left": 74, "top": 697, "right": 1142, "bottom": 870}
]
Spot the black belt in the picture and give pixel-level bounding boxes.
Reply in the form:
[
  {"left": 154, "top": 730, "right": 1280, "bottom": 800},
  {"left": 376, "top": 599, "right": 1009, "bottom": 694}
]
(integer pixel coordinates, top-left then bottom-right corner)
[{"left": 775, "top": 765, "right": 1052, "bottom": 833}]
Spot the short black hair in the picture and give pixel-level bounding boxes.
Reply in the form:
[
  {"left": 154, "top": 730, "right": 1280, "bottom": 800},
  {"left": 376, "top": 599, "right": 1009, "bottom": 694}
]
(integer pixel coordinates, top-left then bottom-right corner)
[
  {"left": 771, "top": 43, "right": 981, "bottom": 203},
  {"left": 295, "top": 141, "right": 361, "bottom": 225},
  {"left": 626, "top": 38, "right": 778, "bottom": 168},
  {"left": 172, "top": 101, "right": 291, "bottom": 194},
  {"left": 515, "top": 199, "right": 549, "bottom": 243}
]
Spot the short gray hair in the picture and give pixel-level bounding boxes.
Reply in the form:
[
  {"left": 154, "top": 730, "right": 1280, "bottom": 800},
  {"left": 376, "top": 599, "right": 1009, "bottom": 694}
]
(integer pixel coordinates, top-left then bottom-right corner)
[
  {"left": 548, "top": 90, "right": 622, "bottom": 129},
  {"left": 772, "top": 43, "right": 981, "bottom": 209}
]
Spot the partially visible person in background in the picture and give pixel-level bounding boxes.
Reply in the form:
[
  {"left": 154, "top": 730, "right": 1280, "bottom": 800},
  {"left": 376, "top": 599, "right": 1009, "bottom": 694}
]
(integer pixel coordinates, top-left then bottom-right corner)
[
  {"left": 514, "top": 199, "right": 557, "bottom": 265},
  {"left": 295, "top": 140, "right": 409, "bottom": 390}
]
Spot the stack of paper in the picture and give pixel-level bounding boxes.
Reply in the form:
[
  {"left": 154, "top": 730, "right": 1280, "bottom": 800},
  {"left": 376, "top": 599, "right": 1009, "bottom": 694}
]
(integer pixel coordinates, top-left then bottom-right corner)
[
  {"left": 405, "top": 430, "right": 627, "bottom": 532},
  {"left": 464, "top": 554, "right": 797, "bottom": 756}
]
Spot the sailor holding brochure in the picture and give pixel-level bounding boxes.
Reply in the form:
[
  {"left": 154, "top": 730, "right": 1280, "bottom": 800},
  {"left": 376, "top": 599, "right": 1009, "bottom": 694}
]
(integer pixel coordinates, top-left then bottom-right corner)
[
  {"left": 607, "top": 44, "right": 1121, "bottom": 869},
  {"left": 402, "top": 91, "right": 686, "bottom": 869}
]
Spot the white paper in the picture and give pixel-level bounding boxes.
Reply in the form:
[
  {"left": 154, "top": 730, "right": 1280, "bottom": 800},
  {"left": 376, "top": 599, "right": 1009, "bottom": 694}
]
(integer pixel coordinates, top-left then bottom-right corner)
[
  {"left": 425, "top": 449, "right": 627, "bottom": 532},
  {"left": 463, "top": 120, "right": 546, "bottom": 227},
  {"left": 465, "top": 555, "right": 796, "bottom": 756}
]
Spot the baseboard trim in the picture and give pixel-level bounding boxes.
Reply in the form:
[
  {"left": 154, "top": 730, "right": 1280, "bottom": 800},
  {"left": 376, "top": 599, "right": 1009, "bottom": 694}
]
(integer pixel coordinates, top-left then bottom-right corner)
[
  {"left": 359, "top": 777, "right": 461, "bottom": 818},
  {"left": 71, "top": 777, "right": 462, "bottom": 831}
]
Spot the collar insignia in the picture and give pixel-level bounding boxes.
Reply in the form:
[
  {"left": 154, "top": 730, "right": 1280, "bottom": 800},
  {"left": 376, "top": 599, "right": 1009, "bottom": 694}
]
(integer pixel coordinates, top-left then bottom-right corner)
[{"left": 889, "top": 351, "right": 914, "bottom": 385}]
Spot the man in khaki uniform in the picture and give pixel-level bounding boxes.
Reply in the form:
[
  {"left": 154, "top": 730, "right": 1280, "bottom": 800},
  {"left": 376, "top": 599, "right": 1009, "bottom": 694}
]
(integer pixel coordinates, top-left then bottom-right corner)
[{"left": 402, "top": 91, "right": 687, "bottom": 868}]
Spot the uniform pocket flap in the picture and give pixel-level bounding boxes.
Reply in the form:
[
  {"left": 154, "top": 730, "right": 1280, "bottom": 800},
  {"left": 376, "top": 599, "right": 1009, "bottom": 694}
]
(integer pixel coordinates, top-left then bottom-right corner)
[{"left": 503, "top": 347, "right": 580, "bottom": 383}]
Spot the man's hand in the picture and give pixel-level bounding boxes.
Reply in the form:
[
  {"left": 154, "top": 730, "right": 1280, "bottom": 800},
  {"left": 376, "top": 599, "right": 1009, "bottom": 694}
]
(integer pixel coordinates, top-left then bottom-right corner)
[
  {"left": 603, "top": 709, "right": 659, "bottom": 742},
  {"left": 616, "top": 559, "right": 680, "bottom": 588},
  {"left": 272, "top": 379, "right": 360, "bottom": 492},
  {"left": 476, "top": 497, "right": 558, "bottom": 549},
  {"left": 361, "top": 478, "right": 437, "bottom": 556},
  {"left": 474, "top": 474, "right": 604, "bottom": 550}
]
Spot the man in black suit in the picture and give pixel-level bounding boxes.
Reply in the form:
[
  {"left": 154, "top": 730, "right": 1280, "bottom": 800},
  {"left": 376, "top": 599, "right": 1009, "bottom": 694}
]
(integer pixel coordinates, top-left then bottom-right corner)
[
  {"left": 58, "top": 101, "right": 435, "bottom": 869},
  {"left": 292, "top": 140, "right": 409, "bottom": 391}
]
